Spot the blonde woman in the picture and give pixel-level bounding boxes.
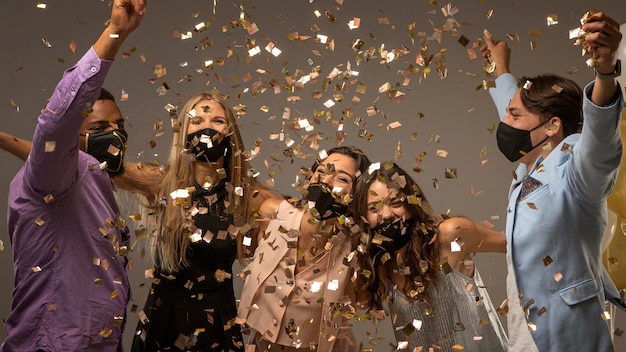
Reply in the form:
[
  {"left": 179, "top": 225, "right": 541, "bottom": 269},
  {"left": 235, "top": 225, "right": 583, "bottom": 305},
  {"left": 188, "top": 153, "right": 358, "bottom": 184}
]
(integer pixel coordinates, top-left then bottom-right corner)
[{"left": 127, "top": 91, "right": 272, "bottom": 352}]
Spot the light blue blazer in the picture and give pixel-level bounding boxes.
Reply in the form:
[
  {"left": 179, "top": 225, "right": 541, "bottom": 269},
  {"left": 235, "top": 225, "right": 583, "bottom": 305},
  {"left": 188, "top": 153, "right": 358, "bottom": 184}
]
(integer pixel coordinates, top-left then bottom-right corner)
[{"left": 490, "top": 74, "right": 625, "bottom": 351}]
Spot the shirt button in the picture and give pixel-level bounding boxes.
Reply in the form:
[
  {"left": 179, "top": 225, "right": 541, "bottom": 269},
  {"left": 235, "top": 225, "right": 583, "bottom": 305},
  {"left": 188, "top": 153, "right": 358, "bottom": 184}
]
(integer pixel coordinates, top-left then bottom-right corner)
[
  {"left": 91, "top": 67, "right": 97, "bottom": 72},
  {"left": 70, "top": 91, "right": 76, "bottom": 96},
  {"left": 272, "top": 319, "right": 278, "bottom": 326}
]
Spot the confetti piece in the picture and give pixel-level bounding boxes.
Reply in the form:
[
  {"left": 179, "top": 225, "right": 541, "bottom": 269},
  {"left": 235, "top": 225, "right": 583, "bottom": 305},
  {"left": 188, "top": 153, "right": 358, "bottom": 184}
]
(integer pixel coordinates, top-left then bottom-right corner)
[{"left": 546, "top": 15, "right": 558, "bottom": 26}]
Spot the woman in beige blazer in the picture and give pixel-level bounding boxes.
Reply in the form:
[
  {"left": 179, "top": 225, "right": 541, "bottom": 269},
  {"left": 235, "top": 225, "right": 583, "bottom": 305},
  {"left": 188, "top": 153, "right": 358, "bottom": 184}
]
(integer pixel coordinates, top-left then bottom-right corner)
[{"left": 237, "top": 146, "right": 370, "bottom": 352}]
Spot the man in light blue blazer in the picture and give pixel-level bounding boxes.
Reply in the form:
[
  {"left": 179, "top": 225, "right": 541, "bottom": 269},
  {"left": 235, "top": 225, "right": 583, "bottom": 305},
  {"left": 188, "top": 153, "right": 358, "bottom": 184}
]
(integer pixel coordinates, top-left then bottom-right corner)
[{"left": 481, "top": 12, "right": 625, "bottom": 352}]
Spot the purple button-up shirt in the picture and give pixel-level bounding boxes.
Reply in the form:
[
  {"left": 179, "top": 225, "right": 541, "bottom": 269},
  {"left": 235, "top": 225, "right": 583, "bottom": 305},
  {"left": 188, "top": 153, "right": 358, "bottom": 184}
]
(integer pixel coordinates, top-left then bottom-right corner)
[{"left": 2, "top": 47, "right": 130, "bottom": 352}]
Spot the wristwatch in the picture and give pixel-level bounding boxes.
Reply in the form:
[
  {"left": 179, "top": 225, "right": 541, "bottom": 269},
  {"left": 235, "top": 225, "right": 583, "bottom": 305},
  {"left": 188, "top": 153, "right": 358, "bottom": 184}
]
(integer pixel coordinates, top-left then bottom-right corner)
[{"left": 595, "top": 59, "right": 621, "bottom": 79}]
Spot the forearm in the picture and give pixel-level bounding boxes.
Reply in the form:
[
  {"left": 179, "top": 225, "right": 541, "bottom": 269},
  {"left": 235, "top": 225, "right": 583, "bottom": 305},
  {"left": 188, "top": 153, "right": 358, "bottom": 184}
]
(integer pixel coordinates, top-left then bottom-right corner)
[
  {"left": 0, "top": 132, "right": 31, "bottom": 161},
  {"left": 489, "top": 73, "right": 518, "bottom": 120},
  {"left": 438, "top": 217, "right": 507, "bottom": 256},
  {"left": 93, "top": 26, "right": 131, "bottom": 61},
  {"left": 112, "top": 162, "right": 165, "bottom": 203},
  {"left": 474, "top": 227, "right": 507, "bottom": 253},
  {"left": 591, "top": 76, "right": 620, "bottom": 106}
]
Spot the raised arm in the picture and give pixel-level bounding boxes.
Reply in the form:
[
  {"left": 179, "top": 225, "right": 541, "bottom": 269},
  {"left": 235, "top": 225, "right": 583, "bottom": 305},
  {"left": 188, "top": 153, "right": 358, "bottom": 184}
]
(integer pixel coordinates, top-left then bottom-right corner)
[
  {"left": 481, "top": 29, "right": 511, "bottom": 78},
  {"left": 27, "top": 0, "right": 146, "bottom": 194},
  {"left": 481, "top": 29, "right": 517, "bottom": 120},
  {"left": 0, "top": 132, "right": 32, "bottom": 161}
]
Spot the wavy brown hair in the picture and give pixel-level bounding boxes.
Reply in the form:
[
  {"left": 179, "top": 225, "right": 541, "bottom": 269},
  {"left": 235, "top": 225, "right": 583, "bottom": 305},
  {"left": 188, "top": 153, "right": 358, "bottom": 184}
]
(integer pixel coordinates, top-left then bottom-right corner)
[{"left": 351, "top": 162, "right": 440, "bottom": 310}]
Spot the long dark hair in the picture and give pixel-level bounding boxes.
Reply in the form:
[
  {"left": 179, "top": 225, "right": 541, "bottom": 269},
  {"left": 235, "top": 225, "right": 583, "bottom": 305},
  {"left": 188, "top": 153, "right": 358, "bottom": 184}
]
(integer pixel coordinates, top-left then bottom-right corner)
[{"left": 352, "top": 162, "right": 440, "bottom": 310}]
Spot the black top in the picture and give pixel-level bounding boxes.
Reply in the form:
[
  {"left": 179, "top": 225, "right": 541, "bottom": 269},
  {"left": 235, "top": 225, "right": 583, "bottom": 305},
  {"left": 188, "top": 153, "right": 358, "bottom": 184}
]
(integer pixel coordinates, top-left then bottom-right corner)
[{"left": 131, "top": 181, "right": 244, "bottom": 352}]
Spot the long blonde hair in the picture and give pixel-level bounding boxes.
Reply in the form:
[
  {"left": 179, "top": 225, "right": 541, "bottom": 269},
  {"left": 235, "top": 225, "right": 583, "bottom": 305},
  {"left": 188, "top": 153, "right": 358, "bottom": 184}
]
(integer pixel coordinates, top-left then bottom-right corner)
[{"left": 153, "top": 90, "right": 258, "bottom": 273}]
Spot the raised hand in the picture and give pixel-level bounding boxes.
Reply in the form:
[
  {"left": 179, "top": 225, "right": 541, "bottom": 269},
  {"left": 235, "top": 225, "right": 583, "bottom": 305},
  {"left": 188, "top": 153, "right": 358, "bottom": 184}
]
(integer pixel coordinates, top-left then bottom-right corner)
[
  {"left": 481, "top": 29, "right": 511, "bottom": 78},
  {"left": 109, "top": 0, "right": 147, "bottom": 37},
  {"left": 581, "top": 12, "right": 622, "bottom": 106},
  {"left": 581, "top": 12, "right": 622, "bottom": 75},
  {"left": 94, "top": 0, "right": 146, "bottom": 60}
]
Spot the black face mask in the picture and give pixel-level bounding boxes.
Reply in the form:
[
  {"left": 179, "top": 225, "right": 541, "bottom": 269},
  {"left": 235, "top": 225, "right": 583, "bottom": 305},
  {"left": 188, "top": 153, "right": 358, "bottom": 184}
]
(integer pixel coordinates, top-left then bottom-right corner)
[
  {"left": 371, "top": 218, "right": 412, "bottom": 253},
  {"left": 496, "top": 120, "right": 548, "bottom": 162},
  {"left": 83, "top": 129, "right": 128, "bottom": 175},
  {"left": 305, "top": 183, "right": 350, "bottom": 220},
  {"left": 186, "top": 128, "right": 231, "bottom": 163}
]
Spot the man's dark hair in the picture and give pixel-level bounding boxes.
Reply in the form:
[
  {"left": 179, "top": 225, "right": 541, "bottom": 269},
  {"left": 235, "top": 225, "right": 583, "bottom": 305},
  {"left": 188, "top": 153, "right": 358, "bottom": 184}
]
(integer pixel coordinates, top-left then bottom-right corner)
[
  {"left": 517, "top": 75, "right": 583, "bottom": 137},
  {"left": 99, "top": 88, "right": 115, "bottom": 102}
]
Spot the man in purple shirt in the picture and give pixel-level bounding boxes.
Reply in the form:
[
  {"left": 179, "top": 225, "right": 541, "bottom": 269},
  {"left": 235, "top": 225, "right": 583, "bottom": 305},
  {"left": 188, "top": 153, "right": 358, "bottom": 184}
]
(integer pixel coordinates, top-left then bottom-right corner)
[{"left": 2, "top": 1, "right": 146, "bottom": 351}]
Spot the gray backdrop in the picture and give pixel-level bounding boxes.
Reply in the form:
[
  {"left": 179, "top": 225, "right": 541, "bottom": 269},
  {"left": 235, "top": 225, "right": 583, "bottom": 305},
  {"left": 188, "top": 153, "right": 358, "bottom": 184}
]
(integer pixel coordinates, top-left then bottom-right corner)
[{"left": 1, "top": 0, "right": 625, "bottom": 350}]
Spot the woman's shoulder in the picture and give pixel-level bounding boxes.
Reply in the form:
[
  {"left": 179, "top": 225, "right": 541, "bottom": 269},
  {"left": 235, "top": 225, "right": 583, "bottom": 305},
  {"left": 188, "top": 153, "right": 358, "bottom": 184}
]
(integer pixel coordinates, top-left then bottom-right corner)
[{"left": 259, "top": 197, "right": 284, "bottom": 217}]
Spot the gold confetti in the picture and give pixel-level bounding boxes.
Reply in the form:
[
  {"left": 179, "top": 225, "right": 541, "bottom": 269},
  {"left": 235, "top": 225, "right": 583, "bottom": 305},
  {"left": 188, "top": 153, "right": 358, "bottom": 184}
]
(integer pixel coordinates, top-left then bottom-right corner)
[
  {"left": 347, "top": 18, "right": 360, "bottom": 30},
  {"left": 153, "top": 64, "right": 167, "bottom": 79},
  {"left": 214, "top": 269, "right": 229, "bottom": 282},
  {"left": 481, "top": 80, "right": 496, "bottom": 90},
  {"left": 444, "top": 168, "right": 457, "bottom": 179},
  {"left": 457, "top": 35, "right": 469, "bottom": 47},
  {"left": 99, "top": 327, "right": 113, "bottom": 338},
  {"left": 537, "top": 306, "right": 548, "bottom": 316},
  {"left": 387, "top": 121, "right": 402, "bottom": 131},
  {"left": 325, "top": 9, "right": 337, "bottom": 23},
  {"left": 551, "top": 84, "right": 563, "bottom": 93},
  {"left": 113, "top": 316, "right": 124, "bottom": 327},
  {"left": 547, "top": 14, "right": 558, "bottom": 26},
  {"left": 523, "top": 80, "right": 533, "bottom": 90},
  {"left": 43, "top": 140, "right": 57, "bottom": 152},
  {"left": 542, "top": 255, "right": 553, "bottom": 266},
  {"left": 529, "top": 29, "right": 542, "bottom": 39}
]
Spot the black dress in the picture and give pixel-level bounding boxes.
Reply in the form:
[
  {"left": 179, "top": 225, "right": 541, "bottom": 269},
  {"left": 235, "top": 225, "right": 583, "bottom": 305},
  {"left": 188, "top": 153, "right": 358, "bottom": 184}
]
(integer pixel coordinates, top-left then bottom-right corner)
[{"left": 131, "top": 182, "right": 244, "bottom": 352}]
